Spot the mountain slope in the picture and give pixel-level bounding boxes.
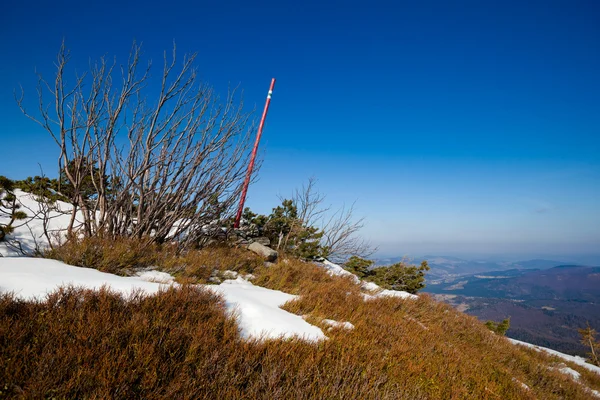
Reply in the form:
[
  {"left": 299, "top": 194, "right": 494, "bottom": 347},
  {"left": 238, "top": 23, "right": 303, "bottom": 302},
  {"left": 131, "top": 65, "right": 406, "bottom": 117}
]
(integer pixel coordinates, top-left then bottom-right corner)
[
  {"left": 2, "top": 256, "right": 600, "bottom": 398},
  {"left": 1, "top": 191, "right": 600, "bottom": 398}
]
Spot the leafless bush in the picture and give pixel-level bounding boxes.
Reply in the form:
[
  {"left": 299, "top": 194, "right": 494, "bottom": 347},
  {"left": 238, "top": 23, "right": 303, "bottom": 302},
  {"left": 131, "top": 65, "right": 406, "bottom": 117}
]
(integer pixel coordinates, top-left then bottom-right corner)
[
  {"left": 320, "top": 201, "right": 375, "bottom": 261},
  {"left": 290, "top": 177, "right": 376, "bottom": 261},
  {"left": 17, "top": 42, "right": 255, "bottom": 248}
]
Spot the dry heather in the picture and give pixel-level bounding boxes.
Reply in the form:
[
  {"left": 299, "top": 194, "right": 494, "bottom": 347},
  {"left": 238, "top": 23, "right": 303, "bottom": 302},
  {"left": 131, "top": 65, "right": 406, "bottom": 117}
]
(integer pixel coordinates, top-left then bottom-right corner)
[
  {"left": 2, "top": 251, "right": 600, "bottom": 399},
  {"left": 44, "top": 236, "right": 165, "bottom": 274},
  {"left": 45, "top": 236, "right": 263, "bottom": 281}
]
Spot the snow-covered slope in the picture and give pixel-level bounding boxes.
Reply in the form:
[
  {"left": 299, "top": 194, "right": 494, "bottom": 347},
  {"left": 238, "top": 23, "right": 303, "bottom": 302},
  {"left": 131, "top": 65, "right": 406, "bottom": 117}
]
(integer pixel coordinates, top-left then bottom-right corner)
[
  {"left": 0, "top": 257, "right": 325, "bottom": 341},
  {"left": 0, "top": 190, "right": 415, "bottom": 341}
]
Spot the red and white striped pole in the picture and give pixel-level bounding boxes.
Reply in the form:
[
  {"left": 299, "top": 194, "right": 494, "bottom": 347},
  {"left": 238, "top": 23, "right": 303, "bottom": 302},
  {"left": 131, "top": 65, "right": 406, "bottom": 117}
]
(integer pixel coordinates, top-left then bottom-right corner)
[{"left": 234, "top": 78, "right": 276, "bottom": 229}]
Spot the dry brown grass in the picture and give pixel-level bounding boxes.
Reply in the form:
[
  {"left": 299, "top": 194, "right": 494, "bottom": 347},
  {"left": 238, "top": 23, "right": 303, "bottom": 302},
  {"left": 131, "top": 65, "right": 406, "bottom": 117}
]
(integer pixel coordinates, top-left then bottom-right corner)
[
  {"left": 162, "top": 245, "right": 264, "bottom": 284},
  {"left": 252, "top": 257, "right": 600, "bottom": 399},
  {"left": 44, "top": 235, "right": 165, "bottom": 274},
  {"left": 45, "top": 236, "right": 264, "bottom": 282},
  {"left": 3, "top": 250, "right": 599, "bottom": 398}
]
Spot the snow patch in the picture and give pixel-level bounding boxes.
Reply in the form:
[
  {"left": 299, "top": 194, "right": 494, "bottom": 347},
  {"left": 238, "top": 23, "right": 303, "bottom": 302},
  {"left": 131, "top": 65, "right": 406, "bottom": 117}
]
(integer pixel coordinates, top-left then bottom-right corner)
[
  {"left": 136, "top": 269, "right": 176, "bottom": 284},
  {"left": 377, "top": 289, "right": 418, "bottom": 299},
  {"left": 511, "top": 339, "right": 600, "bottom": 397},
  {"left": 221, "top": 270, "right": 239, "bottom": 279},
  {"left": 0, "top": 257, "right": 170, "bottom": 299},
  {"left": 551, "top": 364, "right": 600, "bottom": 398},
  {"left": 510, "top": 338, "right": 600, "bottom": 375},
  {"left": 362, "top": 289, "right": 418, "bottom": 301},
  {"left": 320, "top": 260, "right": 359, "bottom": 283},
  {"left": 555, "top": 365, "right": 581, "bottom": 380},
  {"left": 0, "top": 258, "right": 325, "bottom": 341},
  {"left": 511, "top": 378, "right": 531, "bottom": 392},
  {"left": 322, "top": 319, "right": 355, "bottom": 331},
  {"left": 213, "top": 277, "right": 325, "bottom": 341},
  {"left": 361, "top": 281, "right": 380, "bottom": 291}
]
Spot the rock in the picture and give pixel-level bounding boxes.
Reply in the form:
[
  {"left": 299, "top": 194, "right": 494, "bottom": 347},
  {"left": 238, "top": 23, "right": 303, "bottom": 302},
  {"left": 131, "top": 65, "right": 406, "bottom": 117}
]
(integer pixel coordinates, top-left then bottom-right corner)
[
  {"left": 247, "top": 242, "right": 278, "bottom": 262},
  {"left": 263, "top": 261, "right": 276, "bottom": 268},
  {"left": 253, "top": 236, "right": 271, "bottom": 246}
]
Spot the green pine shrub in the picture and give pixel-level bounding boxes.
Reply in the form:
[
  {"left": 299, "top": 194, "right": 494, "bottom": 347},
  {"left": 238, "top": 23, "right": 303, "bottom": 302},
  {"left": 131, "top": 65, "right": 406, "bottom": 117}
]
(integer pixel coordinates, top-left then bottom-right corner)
[
  {"left": 343, "top": 255, "right": 374, "bottom": 278},
  {"left": 485, "top": 318, "right": 511, "bottom": 335},
  {"left": 0, "top": 176, "right": 28, "bottom": 241},
  {"left": 342, "top": 257, "right": 430, "bottom": 294},
  {"left": 14, "top": 175, "right": 67, "bottom": 203},
  {"left": 240, "top": 201, "right": 326, "bottom": 259},
  {"left": 368, "top": 260, "right": 430, "bottom": 294}
]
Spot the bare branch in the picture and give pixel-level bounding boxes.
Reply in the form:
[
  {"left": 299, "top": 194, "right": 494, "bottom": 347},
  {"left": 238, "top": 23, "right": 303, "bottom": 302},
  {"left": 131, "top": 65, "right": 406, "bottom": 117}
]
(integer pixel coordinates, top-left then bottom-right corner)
[
  {"left": 288, "top": 177, "right": 376, "bottom": 262},
  {"left": 17, "top": 42, "right": 256, "bottom": 248}
]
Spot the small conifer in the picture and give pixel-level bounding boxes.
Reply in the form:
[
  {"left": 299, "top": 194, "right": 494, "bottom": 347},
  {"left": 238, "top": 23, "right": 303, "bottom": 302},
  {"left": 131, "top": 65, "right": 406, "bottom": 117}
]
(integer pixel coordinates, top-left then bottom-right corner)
[
  {"left": 578, "top": 322, "right": 599, "bottom": 366},
  {"left": 0, "top": 176, "right": 28, "bottom": 241},
  {"left": 485, "top": 318, "right": 511, "bottom": 335}
]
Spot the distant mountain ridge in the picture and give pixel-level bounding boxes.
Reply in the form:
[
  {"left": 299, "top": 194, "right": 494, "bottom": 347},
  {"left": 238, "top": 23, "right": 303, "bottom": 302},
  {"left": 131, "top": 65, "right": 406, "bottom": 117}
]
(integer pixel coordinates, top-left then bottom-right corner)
[
  {"left": 424, "top": 264, "right": 600, "bottom": 356},
  {"left": 426, "top": 264, "right": 600, "bottom": 301},
  {"left": 375, "top": 255, "right": 571, "bottom": 282}
]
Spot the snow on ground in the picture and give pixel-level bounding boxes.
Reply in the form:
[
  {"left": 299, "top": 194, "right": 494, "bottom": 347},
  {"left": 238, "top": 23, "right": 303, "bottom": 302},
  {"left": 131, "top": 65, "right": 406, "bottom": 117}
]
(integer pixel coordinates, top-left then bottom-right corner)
[
  {"left": 0, "top": 258, "right": 167, "bottom": 299},
  {"left": 0, "top": 191, "right": 400, "bottom": 340},
  {"left": 213, "top": 277, "right": 324, "bottom": 341},
  {"left": 361, "top": 281, "right": 380, "bottom": 291},
  {"left": 0, "top": 190, "right": 81, "bottom": 256},
  {"left": 371, "top": 289, "right": 418, "bottom": 300},
  {"left": 136, "top": 269, "right": 177, "bottom": 284},
  {"left": 321, "top": 260, "right": 360, "bottom": 283},
  {"left": 510, "top": 338, "right": 600, "bottom": 375},
  {"left": 555, "top": 365, "right": 582, "bottom": 380},
  {"left": 321, "top": 319, "right": 355, "bottom": 331},
  {"left": 512, "top": 378, "right": 531, "bottom": 392},
  {"left": 511, "top": 336, "right": 600, "bottom": 397},
  {"left": 0, "top": 257, "right": 325, "bottom": 341},
  {"left": 550, "top": 364, "right": 600, "bottom": 398}
]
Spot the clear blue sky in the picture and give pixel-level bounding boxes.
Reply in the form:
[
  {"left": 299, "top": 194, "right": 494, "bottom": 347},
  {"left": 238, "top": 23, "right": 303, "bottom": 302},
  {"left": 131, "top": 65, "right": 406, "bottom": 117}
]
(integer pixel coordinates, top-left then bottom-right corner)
[{"left": 1, "top": 0, "right": 599, "bottom": 260}]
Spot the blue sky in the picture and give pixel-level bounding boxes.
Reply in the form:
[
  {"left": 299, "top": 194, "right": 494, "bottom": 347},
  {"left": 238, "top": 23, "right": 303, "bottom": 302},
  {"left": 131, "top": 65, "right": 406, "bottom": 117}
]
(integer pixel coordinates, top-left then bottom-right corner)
[{"left": 1, "top": 0, "right": 599, "bottom": 260}]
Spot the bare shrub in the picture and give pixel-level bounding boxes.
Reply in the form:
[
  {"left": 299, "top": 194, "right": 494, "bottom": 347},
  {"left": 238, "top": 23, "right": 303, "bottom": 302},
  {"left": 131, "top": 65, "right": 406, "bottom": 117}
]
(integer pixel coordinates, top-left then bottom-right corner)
[
  {"left": 17, "top": 41, "right": 255, "bottom": 248},
  {"left": 292, "top": 177, "right": 376, "bottom": 261},
  {"left": 242, "top": 177, "right": 376, "bottom": 261}
]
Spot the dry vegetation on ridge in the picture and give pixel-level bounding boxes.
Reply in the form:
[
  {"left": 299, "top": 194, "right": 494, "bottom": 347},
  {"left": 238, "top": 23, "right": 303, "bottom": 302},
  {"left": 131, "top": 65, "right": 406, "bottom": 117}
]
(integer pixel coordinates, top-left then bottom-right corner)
[
  {"left": 44, "top": 236, "right": 264, "bottom": 280},
  {"left": 2, "top": 245, "right": 600, "bottom": 399}
]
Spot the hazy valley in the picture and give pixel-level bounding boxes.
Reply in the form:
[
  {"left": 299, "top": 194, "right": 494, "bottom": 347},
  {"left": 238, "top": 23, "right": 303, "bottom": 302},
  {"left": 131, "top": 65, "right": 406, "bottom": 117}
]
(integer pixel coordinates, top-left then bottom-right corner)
[{"left": 416, "top": 256, "right": 600, "bottom": 355}]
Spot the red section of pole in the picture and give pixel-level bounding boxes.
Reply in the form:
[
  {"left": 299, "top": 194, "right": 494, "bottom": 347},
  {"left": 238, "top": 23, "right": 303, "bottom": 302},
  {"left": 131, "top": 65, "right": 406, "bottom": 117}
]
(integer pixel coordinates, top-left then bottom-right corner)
[{"left": 234, "top": 78, "right": 276, "bottom": 229}]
